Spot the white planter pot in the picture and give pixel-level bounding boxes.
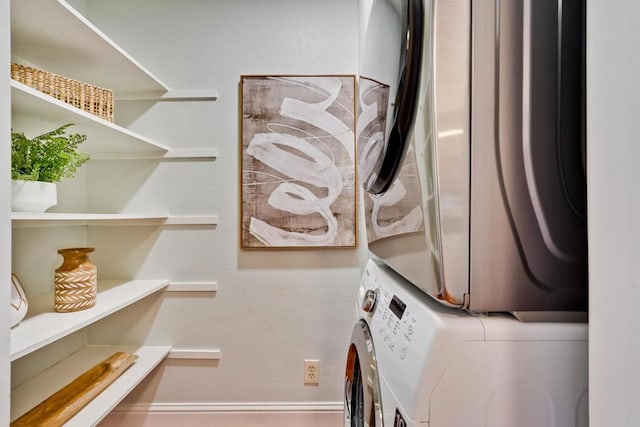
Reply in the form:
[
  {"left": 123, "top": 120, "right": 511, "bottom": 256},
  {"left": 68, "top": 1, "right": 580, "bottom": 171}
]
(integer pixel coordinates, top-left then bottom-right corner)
[
  {"left": 11, "top": 180, "right": 57, "bottom": 212},
  {"left": 10, "top": 274, "right": 28, "bottom": 328}
]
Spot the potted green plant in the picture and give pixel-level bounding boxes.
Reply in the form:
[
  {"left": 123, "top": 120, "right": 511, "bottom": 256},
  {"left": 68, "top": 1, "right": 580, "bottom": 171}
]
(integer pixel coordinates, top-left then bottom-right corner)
[{"left": 11, "top": 124, "right": 90, "bottom": 212}]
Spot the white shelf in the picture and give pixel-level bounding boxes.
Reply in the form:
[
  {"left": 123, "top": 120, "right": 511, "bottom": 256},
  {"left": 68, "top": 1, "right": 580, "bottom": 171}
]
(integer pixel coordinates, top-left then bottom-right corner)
[
  {"left": 11, "top": 213, "right": 219, "bottom": 227},
  {"left": 11, "top": 0, "right": 169, "bottom": 97},
  {"left": 10, "top": 279, "right": 169, "bottom": 361},
  {"left": 116, "top": 88, "right": 220, "bottom": 101},
  {"left": 11, "top": 344, "right": 171, "bottom": 425},
  {"left": 11, "top": 80, "right": 170, "bottom": 156},
  {"left": 166, "top": 281, "right": 218, "bottom": 292},
  {"left": 167, "top": 348, "right": 221, "bottom": 360},
  {"left": 12, "top": 212, "right": 168, "bottom": 227},
  {"left": 91, "top": 148, "right": 219, "bottom": 160},
  {"left": 164, "top": 215, "right": 219, "bottom": 226}
]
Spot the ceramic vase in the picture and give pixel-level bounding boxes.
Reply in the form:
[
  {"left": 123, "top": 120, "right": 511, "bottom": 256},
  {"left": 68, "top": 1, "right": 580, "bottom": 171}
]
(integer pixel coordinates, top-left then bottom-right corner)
[
  {"left": 54, "top": 247, "right": 97, "bottom": 313},
  {"left": 11, "top": 180, "right": 57, "bottom": 212},
  {"left": 10, "top": 274, "right": 28, "bottom": 327}
]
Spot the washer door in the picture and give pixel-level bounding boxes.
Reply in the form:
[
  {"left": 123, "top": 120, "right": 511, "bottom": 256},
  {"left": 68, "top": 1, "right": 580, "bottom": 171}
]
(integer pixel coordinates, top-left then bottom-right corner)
[{"left": 344, "top": 320, "right": 384, "bottom": 427}]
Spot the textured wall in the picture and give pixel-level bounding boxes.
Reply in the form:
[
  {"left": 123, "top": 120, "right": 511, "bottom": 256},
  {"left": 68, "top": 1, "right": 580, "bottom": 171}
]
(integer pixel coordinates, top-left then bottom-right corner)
[
  {"left": 80, "top": 0, "right": 361, "bottom": 405},
  {"left": 587, "top": 0, "right": 640, "bottom": 424}
]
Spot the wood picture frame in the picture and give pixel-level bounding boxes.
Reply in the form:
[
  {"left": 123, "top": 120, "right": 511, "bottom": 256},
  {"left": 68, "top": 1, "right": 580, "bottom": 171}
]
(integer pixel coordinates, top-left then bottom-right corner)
[{"left": 240, "top": 75, "right": 357, "bottom": 248}]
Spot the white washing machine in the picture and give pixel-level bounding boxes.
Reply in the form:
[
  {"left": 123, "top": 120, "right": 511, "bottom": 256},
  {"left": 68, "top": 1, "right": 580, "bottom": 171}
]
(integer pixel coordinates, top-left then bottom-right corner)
[{"left": 344, "top": 259, "right": 588, "bottom": 427}]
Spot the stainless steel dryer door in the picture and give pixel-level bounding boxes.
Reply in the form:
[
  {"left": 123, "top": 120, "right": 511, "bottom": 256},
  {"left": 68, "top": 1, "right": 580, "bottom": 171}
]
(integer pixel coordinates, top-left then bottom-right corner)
[
  {"left": 358, "top": 0, "right": 424, "bottom": 195},
  {"left": 360, "top": 0, "right": 471, "bottom": 308},
  {"left": 344, "top": 320, "right": 384, "bottom": 427}
]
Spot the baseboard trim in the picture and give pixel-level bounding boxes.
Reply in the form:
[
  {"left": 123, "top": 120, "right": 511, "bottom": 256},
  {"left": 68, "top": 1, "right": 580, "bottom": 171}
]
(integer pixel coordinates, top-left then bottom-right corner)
[
  {"left": 102, "top": 402, "right": 344, "bottom": 426},
  {"left": 111, "top": 401, "right": 344, "bottom": 414}
]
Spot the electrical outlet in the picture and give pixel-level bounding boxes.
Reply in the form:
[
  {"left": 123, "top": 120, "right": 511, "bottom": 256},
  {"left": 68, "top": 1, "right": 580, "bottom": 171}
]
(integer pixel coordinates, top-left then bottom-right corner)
[{"left": 304, "top": 359, "right": 320, "bottom": 384}]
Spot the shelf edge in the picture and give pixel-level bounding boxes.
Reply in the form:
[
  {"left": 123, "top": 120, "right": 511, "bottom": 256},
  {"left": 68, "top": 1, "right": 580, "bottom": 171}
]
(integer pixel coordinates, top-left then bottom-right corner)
[
  {"left": 163, "top": 215, "right": 219, "bottom": 226},
  {"left": 116, "top": 88, "right": 219, "bottom": 101},
  {"left": 91, "top": 148, "right": 219, "bottom": 160},
  {"left": 167, "top": 348, "right": 221, "bottom": 360},
  {"left": 165, "top": 282, "right": 218, "bottom": 292},
  {"left": 11, "top": 214, "right": 218, "bottom": 227}
]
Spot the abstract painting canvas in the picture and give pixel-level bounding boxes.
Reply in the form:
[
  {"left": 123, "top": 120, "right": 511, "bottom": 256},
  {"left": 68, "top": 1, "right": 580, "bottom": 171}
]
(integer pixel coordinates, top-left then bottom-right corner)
[{"left": 241, "top": 75, "right": 357, "bottom": 248}]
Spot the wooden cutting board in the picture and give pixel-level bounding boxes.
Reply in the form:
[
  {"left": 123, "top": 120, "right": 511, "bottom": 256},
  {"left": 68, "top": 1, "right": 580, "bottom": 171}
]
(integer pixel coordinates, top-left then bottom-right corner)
[{"left": 11, "top": 351, "right": 138, "bottom": 427}]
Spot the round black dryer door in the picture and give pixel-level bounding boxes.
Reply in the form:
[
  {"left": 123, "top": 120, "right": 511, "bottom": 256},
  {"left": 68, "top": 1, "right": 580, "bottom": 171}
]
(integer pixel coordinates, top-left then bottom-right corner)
[
  {"left": 344, "top": 320, "right": 383, "bottom": 426},
  {"left": 358, "top": 0, "right": 424, "bottom": 195}
]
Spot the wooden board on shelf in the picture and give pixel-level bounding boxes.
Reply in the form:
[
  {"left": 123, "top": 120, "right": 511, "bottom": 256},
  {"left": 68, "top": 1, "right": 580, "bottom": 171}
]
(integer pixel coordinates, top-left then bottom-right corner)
[
  {"left": 11, "top": 351, "right": 139, "bottom": 427},
  {"left": 11, "top": 345, "right": 171, "bottom": 426},
  {"left": 10, "top": 280, "right": 169, "bottom": 361}
]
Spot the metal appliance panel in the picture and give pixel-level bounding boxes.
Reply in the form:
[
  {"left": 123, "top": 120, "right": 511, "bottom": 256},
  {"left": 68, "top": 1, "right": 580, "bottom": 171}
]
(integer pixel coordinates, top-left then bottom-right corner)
[
  {"left": 468, "top": 0, "right": 587, "bottom": 311},
  {"left": 362, "top": 0, "right": 470, "bottom": 307},
  {"left": 427, "top": 0, "right": 471, "bottom": 305},
  {"left": 359, "top": 0, "right": 587, "bottom": 313}
]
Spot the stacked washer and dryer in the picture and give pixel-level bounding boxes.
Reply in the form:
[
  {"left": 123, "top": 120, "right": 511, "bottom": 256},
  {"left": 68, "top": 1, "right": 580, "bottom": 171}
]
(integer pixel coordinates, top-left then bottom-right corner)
[{"left": 345, "top": 0, "right": 588, "bottom": 426}]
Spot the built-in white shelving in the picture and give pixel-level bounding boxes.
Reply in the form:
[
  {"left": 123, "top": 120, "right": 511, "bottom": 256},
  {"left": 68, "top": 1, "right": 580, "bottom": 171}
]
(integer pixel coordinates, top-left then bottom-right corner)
[
  {"left": 11, "top": 0, "right": 169, "bottom": 97},
  {"left": 10, "top": 345, "right": 171, "bottom": 425},
  {"left": 9, "top": 0, "right": 220, "bottom": 421},
  {"left": 11, "top": 212, "right": 219, "bottom": 227},
  {"left": 10, "top": 279, "right": 169, "bottom": 361},
  {"left": 11, "top": 80, "right": 170, "bottom": 156}
]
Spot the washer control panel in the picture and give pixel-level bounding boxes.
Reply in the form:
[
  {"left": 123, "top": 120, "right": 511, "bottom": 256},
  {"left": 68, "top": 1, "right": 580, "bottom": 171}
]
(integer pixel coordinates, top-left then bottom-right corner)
[
  {"left": 373, "top": 288, "right": 417, "bottom": 360},
  {"left": 359, "top": 260, "right": 438, "bottom": 364}
]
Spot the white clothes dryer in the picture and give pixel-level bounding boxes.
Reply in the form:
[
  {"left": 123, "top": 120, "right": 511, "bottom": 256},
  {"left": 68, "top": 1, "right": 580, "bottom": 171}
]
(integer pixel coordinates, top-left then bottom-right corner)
[{"left": 344, "top": 259, "right": 588, "bottom": 426}]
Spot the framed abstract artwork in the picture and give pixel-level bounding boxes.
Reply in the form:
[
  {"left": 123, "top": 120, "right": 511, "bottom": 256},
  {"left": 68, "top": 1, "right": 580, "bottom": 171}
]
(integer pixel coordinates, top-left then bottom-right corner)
[{"left": 240, "top": 75, "right": 357, "bottom": 248}]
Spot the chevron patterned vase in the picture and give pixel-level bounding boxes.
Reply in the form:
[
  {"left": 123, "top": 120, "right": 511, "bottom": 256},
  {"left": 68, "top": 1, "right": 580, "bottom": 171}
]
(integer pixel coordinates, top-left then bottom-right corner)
[{"left": 54, "top": 247, "right": 97, "bottom": 313}]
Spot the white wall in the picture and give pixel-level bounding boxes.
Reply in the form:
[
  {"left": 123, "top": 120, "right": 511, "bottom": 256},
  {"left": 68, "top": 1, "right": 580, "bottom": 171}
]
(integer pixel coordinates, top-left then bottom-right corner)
[
  {"left": 588, "top": 0, "right": 640, "bottom": 425},
  {"left": 78, "top": 0, "right": 361, "bottom": 407},
  {"left": 0, "top": 0, "right": 11, "bottom": 422}
]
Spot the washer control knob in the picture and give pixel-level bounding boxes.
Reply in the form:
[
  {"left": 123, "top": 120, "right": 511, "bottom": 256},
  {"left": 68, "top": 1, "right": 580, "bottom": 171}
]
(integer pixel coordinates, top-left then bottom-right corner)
[{"left": 362, "top": 289, "right": 378, "bottom": 313}]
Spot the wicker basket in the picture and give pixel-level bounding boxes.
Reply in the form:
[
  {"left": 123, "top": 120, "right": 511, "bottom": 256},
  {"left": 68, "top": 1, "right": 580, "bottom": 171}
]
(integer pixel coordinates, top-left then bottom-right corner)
[{"left": 11, "top": 63, "right": 114, "bottom": 122}]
